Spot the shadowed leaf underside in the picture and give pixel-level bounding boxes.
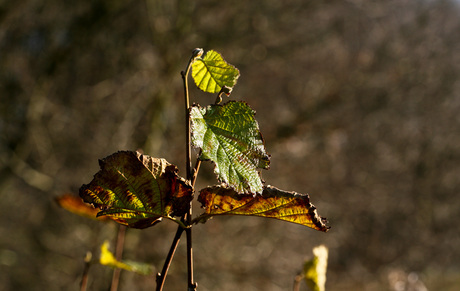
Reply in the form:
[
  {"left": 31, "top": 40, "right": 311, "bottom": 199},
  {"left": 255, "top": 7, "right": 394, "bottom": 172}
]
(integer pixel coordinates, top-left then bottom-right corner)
[
  {"left": 195, "top": 185, "right": 330, "bottom": 232},
  {"left": 79, "top": 151, "right": 193, "bottom": 229},
  {"left": 190, "top": 101, "right": 270, "bottom": 194}
]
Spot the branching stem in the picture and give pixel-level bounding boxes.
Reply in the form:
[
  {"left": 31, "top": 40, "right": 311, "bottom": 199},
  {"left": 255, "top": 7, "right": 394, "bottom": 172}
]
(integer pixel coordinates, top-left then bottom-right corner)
[
  {"left": 156, "top": 49, "right": 202, "bottom": 291},
  {"left": 182, "top": 49, "right": 203, "bottom": 291}
]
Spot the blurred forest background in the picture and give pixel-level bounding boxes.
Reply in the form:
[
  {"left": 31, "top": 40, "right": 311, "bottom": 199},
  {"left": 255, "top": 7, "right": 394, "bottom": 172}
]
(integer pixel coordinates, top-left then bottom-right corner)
[{"left": 1, "top": 0, "right": 460, "bottom": 290}]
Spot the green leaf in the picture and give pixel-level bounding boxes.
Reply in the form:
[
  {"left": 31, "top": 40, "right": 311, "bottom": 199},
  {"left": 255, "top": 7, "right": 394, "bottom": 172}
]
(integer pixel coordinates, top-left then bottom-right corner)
[
  {"left": 191, "top": 50, "right": 240, "bottom": 93},
  {"left": 100, "top": 241, "right": 154, "bottom": 275},
  {"left": 79, "top": 151, "right": 193, "bottom": 229},
  {"left": 304, "top": 245, "right": 328, "bottom": 291},
  {"left": 190, "top": 101, "right": 270, "bottom": 194},
  {"left": 194, "top": 185, "right": 330, "bottom": 232}
]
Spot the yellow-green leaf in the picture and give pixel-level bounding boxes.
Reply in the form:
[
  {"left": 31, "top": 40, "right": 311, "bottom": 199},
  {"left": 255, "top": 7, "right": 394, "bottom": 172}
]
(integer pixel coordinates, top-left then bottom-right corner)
[
  {"left": 304, "top": 245, "right": 329, "bottom": 291},
  {"left": 191, "top": 50, "right": 240, "bottom": 93},
  {"left": 79, "top": 151, "right": 193, "bottom": 229},
  {"left": 194, "top": 185, "right": 330, "bottom": 232},
  {"left": 100, "top": 241, "right": 153, "bottom": 275}
]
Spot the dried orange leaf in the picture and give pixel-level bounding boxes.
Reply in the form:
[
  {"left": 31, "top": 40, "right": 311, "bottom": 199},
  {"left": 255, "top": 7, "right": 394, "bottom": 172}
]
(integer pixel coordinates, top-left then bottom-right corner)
[
  {"left": 79, "top": 151, "right": 193, "bottom": 229},
  {"left": 195, "top": 185, "right": 330, "bottom": 232},
  {"left": 55, "top": 194, "right": 109, "bottom": 221}
]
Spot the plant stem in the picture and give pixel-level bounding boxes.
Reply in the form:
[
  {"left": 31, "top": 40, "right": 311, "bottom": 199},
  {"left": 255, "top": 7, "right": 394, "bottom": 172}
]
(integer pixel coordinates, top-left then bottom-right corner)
[
  {"left": 181, "top": 50, "right": 200, "bottom": 291},
  {"left": 80, "top": 251, "right": 92, "bottom": 291},
  {"left": 156, "top": 49, "right": 202, "bottom": 291},
  {"left": 191, "top": 155, "right": 202, "bottom": 187},
  {"left": 185, "top": 148, "right": 201, "bottom": 291},
  {"left": 185, "top": 224, "right": 195, "bottom": 290},
  {"left": 293, "top": 273, "right": 303, "bottom": 291},
  {"left": 182, "top": 63, "right": 193, "bottom": 181},
  {"left": 182, "top": 47, "right": 203, "bottom": 180},
  {"left": 110, "top": 225, "right": 127, "bottom": 291},
  {"left": 156, "top": 226, "right": 185, "bottom": 291}
]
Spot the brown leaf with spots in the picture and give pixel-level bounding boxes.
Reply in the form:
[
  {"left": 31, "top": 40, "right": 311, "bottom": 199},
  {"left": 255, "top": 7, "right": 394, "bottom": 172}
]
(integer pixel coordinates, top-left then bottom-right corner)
[
  {"left": 194, "top": 185, "right": 330, "bottom": 232},
  {"left": 79, "top": 151, "right": 193, "bottom": 229}
]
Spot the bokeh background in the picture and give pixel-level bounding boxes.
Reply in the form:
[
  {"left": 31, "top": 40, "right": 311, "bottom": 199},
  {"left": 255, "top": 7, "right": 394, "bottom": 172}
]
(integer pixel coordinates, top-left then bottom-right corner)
[{"left": 1, "top": 0, "right": 460, "bottom": 290}]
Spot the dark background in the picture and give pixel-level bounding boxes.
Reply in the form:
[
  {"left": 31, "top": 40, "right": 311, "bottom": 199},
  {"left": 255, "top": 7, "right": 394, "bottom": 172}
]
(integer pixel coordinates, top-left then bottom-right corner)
[{"left": 1, "top": 0, "right": 460, "bottom": 290}]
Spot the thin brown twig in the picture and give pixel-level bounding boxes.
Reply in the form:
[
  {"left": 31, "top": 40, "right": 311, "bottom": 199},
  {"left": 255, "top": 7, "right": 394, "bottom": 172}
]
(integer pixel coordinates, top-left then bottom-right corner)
[
  {"left": 156, "top": 226, "right": 185, "bottom": 291},
  {"left": 80, "top": 252, "right": 92, "bottom": 291},
  {"left": 191, "top": 158, "right": 202, "bottom": 188},
  {"left": 110, "top": 225, "right": 127, "bottom": 291},
  {"left": 183, "top": 69, "right": 193, "bottom": 181},
  {"left": 293, "top": 273, "right": 304, "bottom": 291},
  {"left": 186, "top": 154, "right": 201, "bottom": 291}
]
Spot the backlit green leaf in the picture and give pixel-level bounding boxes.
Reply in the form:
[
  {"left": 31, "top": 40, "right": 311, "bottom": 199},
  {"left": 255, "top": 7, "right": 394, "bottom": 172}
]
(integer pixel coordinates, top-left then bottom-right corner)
[
  {"left": 191, "top": 50, "right": 240, "bottom": 93},
  {"left": 100, "top": 241, "right": 154, "bottom": 275},
  {"left": 190, "top": 101, "right": 270, "bottom": 194},
  {"left": 304, "top": 245, "right": 329, "bottom": 291},
  {"left": 79, "top": 151, "right": 193, "bottom": 229},
  {"left": 194, "top": 185, "right": 330, "bottom": 232}
]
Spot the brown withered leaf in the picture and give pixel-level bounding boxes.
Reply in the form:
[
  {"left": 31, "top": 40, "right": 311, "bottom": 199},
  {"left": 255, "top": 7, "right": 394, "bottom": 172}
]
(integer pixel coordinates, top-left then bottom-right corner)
[
  {"left": 79, "top": 151, "right": 193, "bottom": 229},
  {"left": 195, "top": 185, "right": 330, "bottom": 232}
]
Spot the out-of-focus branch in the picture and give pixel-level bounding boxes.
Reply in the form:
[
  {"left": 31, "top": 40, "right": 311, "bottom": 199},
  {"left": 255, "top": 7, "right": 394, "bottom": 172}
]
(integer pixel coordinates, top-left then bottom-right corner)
[{"left": 1, "top": 151, "right": 54, "bottom": 192}]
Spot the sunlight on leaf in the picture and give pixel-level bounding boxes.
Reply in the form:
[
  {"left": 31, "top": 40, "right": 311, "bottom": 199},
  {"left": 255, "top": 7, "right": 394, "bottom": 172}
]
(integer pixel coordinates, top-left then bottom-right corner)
[
  {"left": 100, "top": 241, "right": 153, "bottom": 275},
  {"left": 190, "top": 101, "right": 270, "bottom": 194},
  {"left": 194, "top": 185, "right": 330, "bottom": 231},
  {"left": 304, "top": 245, "right": 328, "bottom": 291},
  {"left": 55, "top": 194, "right": 109, "bottom": 221},
  {"left": 191, "top": 50, "right": 240, "bottom": 93},
  {"left": 79, "top": 151, "right": 193, "bottom": 229}
]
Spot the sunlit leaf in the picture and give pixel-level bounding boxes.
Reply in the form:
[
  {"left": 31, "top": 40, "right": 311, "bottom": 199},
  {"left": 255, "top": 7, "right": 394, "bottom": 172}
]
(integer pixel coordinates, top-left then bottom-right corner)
[
  {"left": 190, "top": 101, "right": 270, "bottom": 194},
  {"left": 100, "top": 241, "right": 153, "bottom": 275},
  {"left": 79, "top": 151, "right": 193, "bottom": 229},
  {"left": 304, "top": 245, "right": 328, "bottom": 291},
  {"left": 194, "top": 185, "right": 330, "bottom": 231},
  {"left": 191, "top": 50, "right": 240, "bottom": 93},
  {"left": 55, "top": 194, "right": 109, "bottom": 221}
]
